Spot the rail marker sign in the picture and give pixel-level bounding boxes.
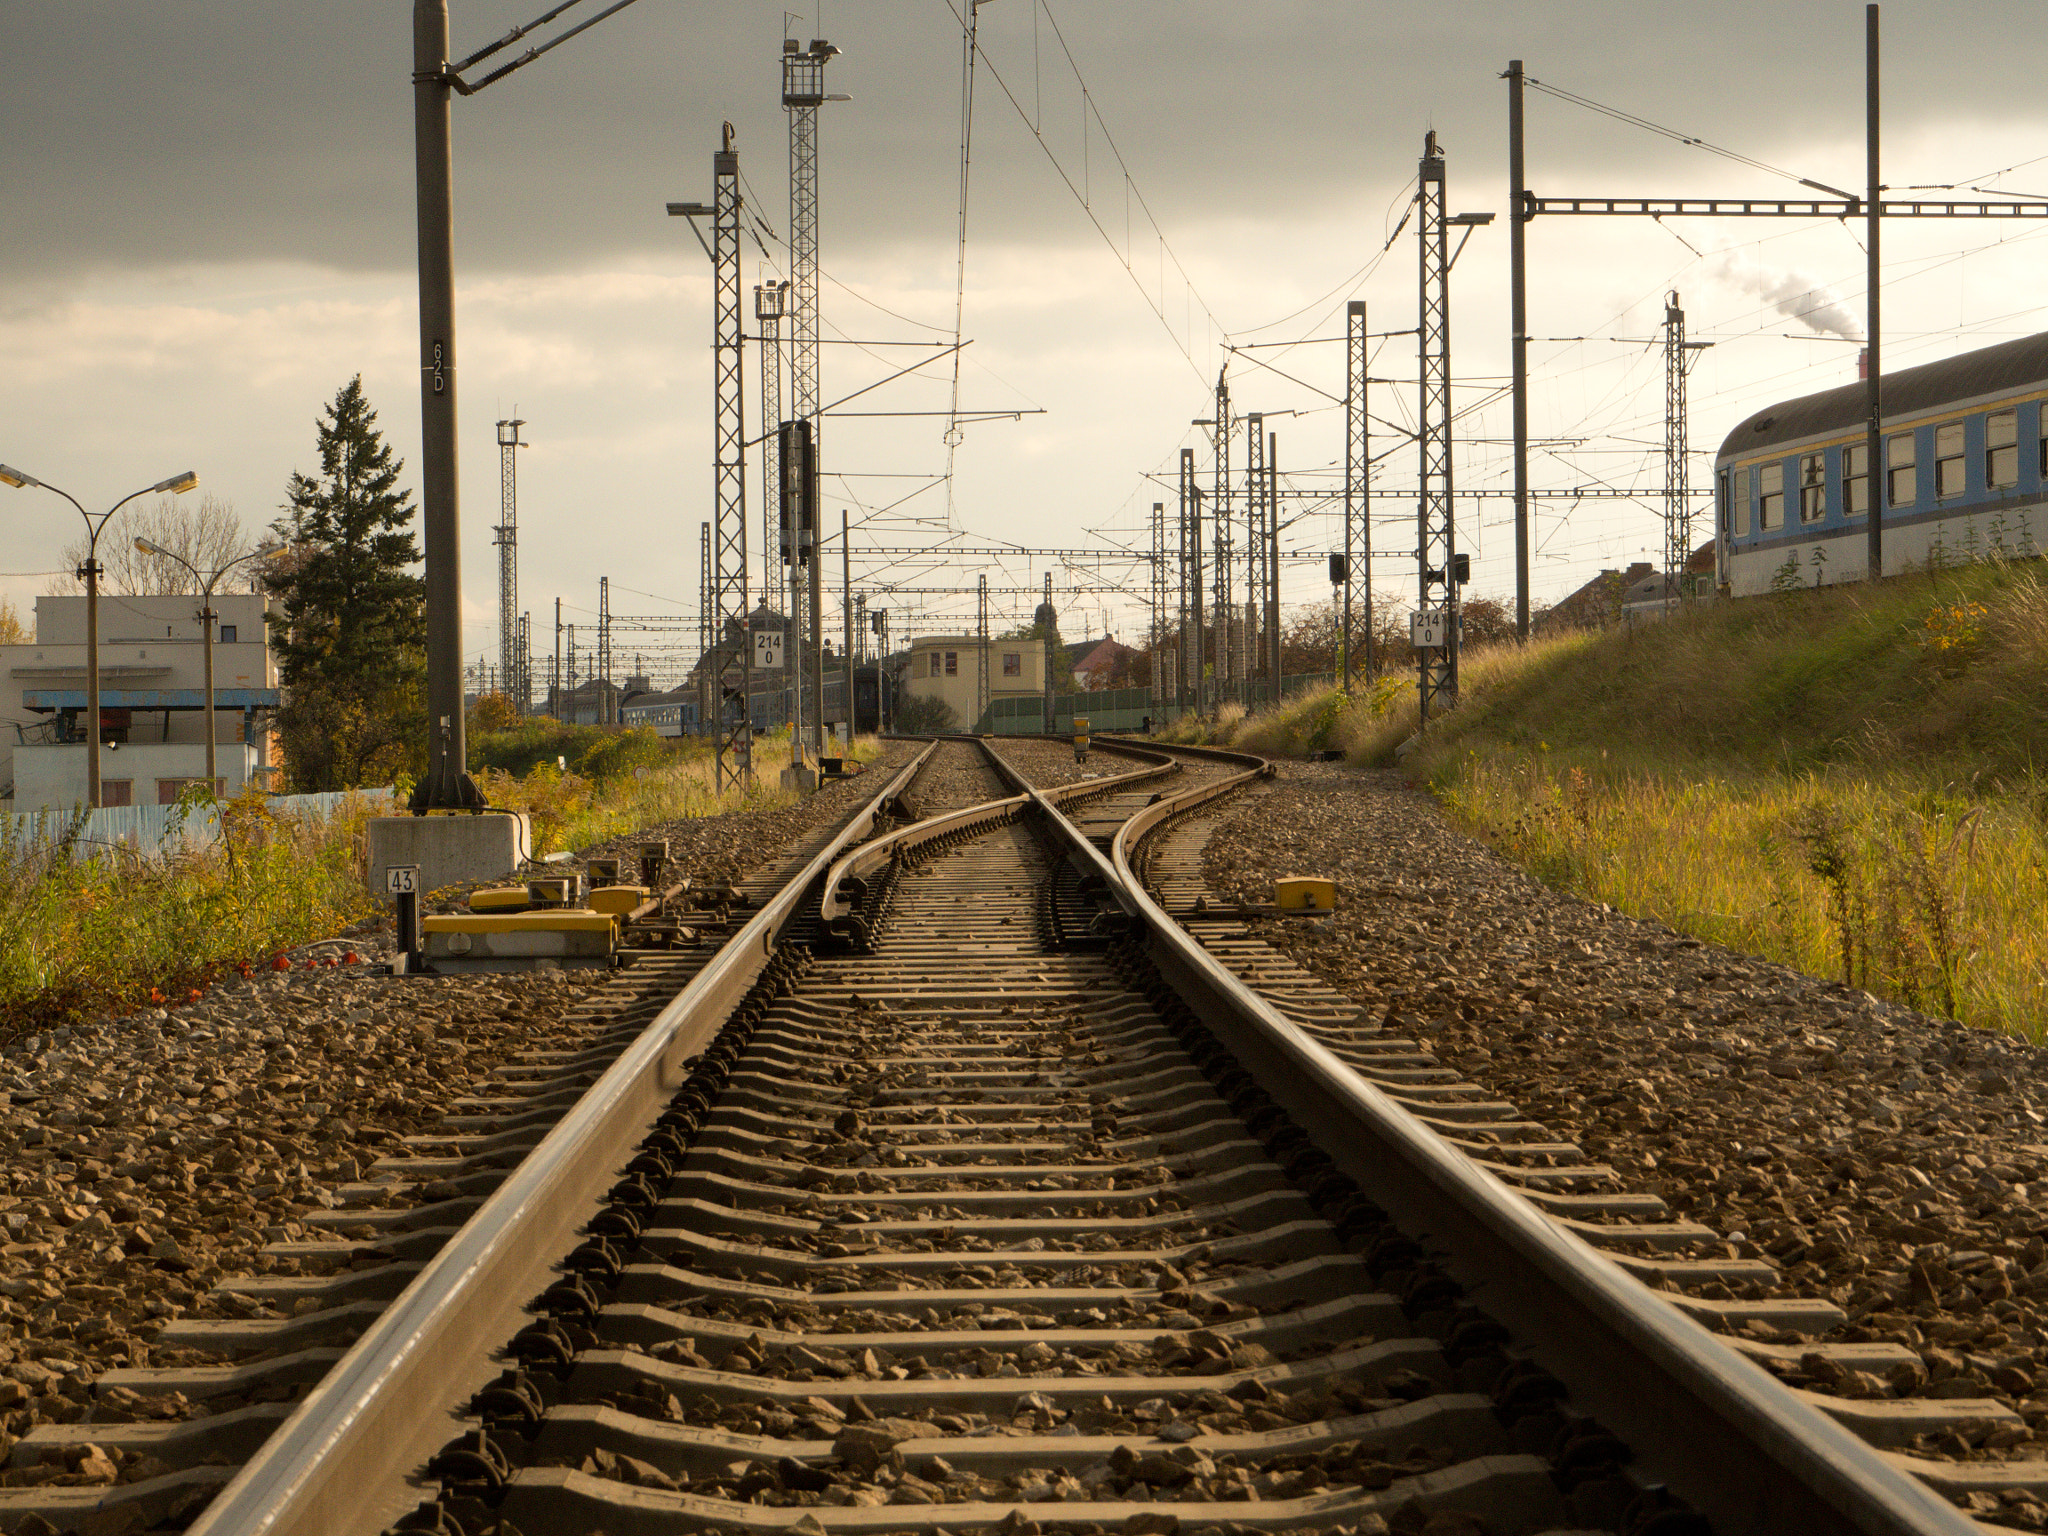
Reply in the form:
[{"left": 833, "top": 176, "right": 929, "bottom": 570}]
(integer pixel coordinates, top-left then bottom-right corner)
[
  {"left": 385, "top": 864, "right": 421, "bottom": 896},
  {"left": 1411, "top": 610, "right": 1450, "bottom": 649},
  {"left": 753, "top": 628, "right": 785, "bottom": 671}
]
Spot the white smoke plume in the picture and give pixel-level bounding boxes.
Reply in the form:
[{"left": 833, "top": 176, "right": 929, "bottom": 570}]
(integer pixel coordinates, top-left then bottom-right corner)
[{"left": 1710, "top": 255, "right": 1864, "bottom": 341}]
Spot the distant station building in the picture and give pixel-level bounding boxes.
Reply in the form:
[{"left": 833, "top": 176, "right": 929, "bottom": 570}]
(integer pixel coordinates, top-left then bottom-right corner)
[{"left": 0, "top": 592, "right": 279, "bottom": 811}]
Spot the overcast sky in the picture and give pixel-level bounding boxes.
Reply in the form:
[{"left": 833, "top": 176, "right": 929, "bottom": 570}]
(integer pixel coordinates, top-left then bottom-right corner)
[{"left": 7, "top": 1, "right": 2048, "bottom": 684}]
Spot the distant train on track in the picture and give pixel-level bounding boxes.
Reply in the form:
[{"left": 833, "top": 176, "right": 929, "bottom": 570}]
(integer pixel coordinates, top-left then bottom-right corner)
[{"left": 1718, "top": 330, "right": 2048, "bottom": 596}]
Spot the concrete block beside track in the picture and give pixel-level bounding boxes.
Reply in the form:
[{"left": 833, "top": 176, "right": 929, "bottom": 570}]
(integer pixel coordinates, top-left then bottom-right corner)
[{"left": 368, "top": 812, "right": 531, "bottom": 897}]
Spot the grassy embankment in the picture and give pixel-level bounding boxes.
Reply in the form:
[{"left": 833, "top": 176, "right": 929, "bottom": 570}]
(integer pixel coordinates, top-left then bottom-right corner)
[
  {"left": 1180, "top": 559, "right": 2048, "bottom": 1039},
  {"left": 0, "top": 723, "right": 881, "bottom": 1036}
]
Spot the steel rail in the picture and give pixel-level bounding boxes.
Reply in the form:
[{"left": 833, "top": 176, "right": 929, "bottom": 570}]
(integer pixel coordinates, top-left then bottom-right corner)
[
  {"left": 1102, "top": 745, "right": 1978, "bottom": 1536},
  {"left": 185, "top": 743, "right": 941, "bottom": 1536},
  {"left": 818, "top": 742, "right": 1177, "bottom": 943}
]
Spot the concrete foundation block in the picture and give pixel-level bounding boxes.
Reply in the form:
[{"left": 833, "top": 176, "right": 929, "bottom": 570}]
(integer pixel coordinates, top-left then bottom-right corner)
[{"left": 367, "top": 814, "right": 532, "bottom": 898}]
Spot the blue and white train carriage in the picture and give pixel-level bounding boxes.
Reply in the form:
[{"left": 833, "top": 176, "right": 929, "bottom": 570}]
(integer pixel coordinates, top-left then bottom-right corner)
[{"left": 1718, "top": 331, "right": 2048, "bottom": 596}]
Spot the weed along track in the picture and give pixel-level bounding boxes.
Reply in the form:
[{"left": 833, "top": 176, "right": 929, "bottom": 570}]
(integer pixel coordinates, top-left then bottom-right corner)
[{"left": 0, "top": 736, "right": 2010, "bottom": 1536}]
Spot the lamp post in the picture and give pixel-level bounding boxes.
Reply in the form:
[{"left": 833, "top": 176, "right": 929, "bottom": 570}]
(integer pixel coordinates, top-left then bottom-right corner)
[
  {"left": 133, "top": 537, "right": 281, "bottom": 793},
  {"left": 0, "top": 464, "right": 198, "bottom": 808}
]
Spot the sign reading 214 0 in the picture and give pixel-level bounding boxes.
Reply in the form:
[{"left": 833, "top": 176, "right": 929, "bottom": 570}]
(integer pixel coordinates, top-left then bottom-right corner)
[{"left": 752, "top": 628, "right": 785, "bottom": 671}]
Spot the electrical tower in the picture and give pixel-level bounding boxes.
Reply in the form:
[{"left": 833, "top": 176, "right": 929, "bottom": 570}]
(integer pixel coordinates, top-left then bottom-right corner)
[
  {"left": 1210, "top": 372, "right": 1231, "bottom": 698},
  {"left": 756, "top": 280, "right": 794, "bottom": 741},
  {"left": 698, "top": 521, "right": 712, "bottom": 736},
  {"left": 1148, "top": 500, "right": 1166, "bottom": 710},
  {"left": 974, "top": 573, "right": 991, "bottom": 729},
  {"left": 784, "top": 35, "right": 839, "bottom": 765},
  {"left": 1416, "top": 132, "right": 1458, "bottom": 722},
  {"left": 1344, "top": 301, "right": 1369, "bottom": 686},
  {"left": 597, "top": 576, "right": 613, "bottom": 725},
  {"left": 1179, "top": 451, "right": 1202, "bottom": 715},
  {"left": 1663, "top": 291, "right": 1710, "bottom": 612},
  {"left": 493, "top": 417, "right": 527, "bottom": 711},
  {"left": 1244, "top": 414, "right": 1266, "bottom": 704},
  {"left": 516, "top": 612, "right": 531, "bottom": 712},
  {"left": 711, "top": 126, "right": 752, "bottom": 785},
  {"left": 1264, "top": 428, "right": 1282, "bottom": 696}
]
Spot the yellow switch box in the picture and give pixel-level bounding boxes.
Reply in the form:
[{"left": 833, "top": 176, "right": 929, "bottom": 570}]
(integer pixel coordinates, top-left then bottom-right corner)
[
  {"left": 1274, "top": 876, "right": 1336, "bottom": 911},
  {"left": 469, "top": 886, "right": 531, "bottom": 912},
  {"left": 588, "top": 884, "right": 651, "bottom": 917}
]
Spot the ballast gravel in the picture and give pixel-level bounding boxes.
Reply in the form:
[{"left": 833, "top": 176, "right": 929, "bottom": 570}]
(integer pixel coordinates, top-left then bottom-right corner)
[
  {"left": 1198, "top": 759, "right": 2048, "bottom": 1529},
  {"left": 0, "top": 748, "right": 926, "bottom": 1494}
]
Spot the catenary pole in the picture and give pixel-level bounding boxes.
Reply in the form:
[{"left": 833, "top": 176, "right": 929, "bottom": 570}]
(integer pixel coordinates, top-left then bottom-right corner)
[
  {"left": 1865, "top": 5, "right": 1883, "bottom": 582},
  {"left": 1508, "top": 60, "right": 1531, "bottom": 640},
  {"left": 412, "top": 0, "right": 481, "bottom": 809}
]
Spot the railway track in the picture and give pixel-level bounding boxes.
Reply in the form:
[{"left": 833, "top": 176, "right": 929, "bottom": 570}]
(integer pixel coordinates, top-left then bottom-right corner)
[{"left": 0, "top": 736, "right": 2006, "bottom": 1535}]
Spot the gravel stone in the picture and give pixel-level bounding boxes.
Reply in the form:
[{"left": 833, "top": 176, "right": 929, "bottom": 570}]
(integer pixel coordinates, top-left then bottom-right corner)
[{"left": 1195, "top": 759, "right": 2048, "bottom": 1517}]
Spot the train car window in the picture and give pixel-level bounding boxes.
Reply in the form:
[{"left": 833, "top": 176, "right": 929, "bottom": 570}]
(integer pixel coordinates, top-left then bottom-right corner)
[
  {"left": 1003, "top": 651, "right": 1021, "bottom": 677},
  {"left": 1759, "top": 462, "right": 1784, "bottom": 530},
  {"left": 1888, "top": 432, "right": 1917, "bottom": 507},
  {"left": 1843, "top": 443, "right": 1869, "bottom": 516},
  {"left": 1799, "top": 453, "right": 1826, "bottom": 523},
  {"left": 1935, "top": 421, "right": 1966, "bottom": 499},
  {"left": 1726, "top": 468, "right": 1749, "bottom": 537},
  {"left": 1988, "top": 409, "right": 2019, "bottom": 489}
]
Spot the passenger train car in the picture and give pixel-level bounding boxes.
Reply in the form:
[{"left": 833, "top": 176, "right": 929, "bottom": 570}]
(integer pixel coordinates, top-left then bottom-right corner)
[{"left": 1718, "top": 331, "right": 2048, "bottom": 596}]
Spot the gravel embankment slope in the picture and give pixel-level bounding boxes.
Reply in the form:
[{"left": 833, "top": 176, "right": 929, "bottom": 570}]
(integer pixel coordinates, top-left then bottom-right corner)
[
  {"left": 0, "top": 755, "right": 917, "bottom": 1492},
  {"left": 1199, "top": 762, "right": 2048, "bottom": 1482}
]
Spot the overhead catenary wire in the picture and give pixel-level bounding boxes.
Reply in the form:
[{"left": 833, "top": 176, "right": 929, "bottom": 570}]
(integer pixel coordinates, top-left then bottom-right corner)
[{"left": 942, "top": 0, "right": 1227, "bottom": 384}]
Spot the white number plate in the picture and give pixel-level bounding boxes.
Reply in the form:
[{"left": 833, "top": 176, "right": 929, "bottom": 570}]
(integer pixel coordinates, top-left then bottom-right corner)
[
  {"left": 1411, "top": 610, "right": 1449, "bottom": 649},
  {"left": 753, "top": 629, "right": 785, "bottom": 670},
  {"left": 385, "top": 864, "right": 420, "bottom": 895}
]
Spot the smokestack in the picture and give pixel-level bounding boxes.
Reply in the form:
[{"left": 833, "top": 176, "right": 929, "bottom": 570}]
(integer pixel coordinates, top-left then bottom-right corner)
[{"left": 1858, "top": 346, "right": 1869, "bottom": 381}]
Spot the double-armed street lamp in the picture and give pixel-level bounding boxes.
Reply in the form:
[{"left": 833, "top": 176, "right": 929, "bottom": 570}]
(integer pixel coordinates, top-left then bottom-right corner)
[
  {"left": 0, "top": 464, "right": 199, "bottom": 808},
  {"left": 133, "top": 537, "right": 282, "bottom": 793}
]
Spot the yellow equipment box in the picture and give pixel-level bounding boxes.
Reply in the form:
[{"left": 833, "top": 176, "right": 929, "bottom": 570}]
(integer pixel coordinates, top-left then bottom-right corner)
[
  {"left": 1273, "top": 876, "right": 1337, "bottom": 911},
  {"left": 469, "top": 886, "right": 531, "bottom": 912},
  {"left": 587, "top": 884, "right": 651, "bottom": 917},
  {"left": 422, "top": 910, "right": 615, "bottom": 970}
]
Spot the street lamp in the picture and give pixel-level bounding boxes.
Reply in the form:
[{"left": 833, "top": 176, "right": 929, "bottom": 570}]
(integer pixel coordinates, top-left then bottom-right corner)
[
  {"left": 0, "top": 464, "right": 198, "bottom": 808},
  {"left": 133, "top": 537, "right": 283, "bottom": 793}
]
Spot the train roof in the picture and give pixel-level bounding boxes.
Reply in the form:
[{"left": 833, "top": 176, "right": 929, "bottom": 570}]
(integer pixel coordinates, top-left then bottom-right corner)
[{"left": 1717, "top": 330, "right": 2048, "bottom": 461}]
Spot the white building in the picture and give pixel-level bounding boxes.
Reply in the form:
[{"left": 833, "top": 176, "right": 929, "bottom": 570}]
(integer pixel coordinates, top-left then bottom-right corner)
[{"left": 2, "top": 592, "right": 278, "bottom": 811}]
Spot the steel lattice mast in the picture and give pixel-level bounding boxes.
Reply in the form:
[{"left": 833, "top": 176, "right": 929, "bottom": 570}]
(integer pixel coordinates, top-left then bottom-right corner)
[
  {"left": 1149, "top": 498, "right": 1167, "bottom": 712},
  {"left": 1210, "top": 371, "right": 1231, "bottom": 700},
  {"left": 976, "top": 573, "right": 991, "bottom": 727},
  {"left": 1663, "top": 290, "right": 1707, "bottom": 614},
  {"left": 756, "top": 281, "right": 792, "bottom": 738},
  {"left": 1187, "top": 450, "right": 1196, "bottom": 720},
  {"left": 1244, "top": 413, "right": 1266, "bottom": 704},
  {"left": 1344, "top": 302, "right": 1369, "bottom": 687},
  {"left": 698, "top": 521, "right": 712, "bottom": 734},
  {"left": 493, "top": 417, "right": 526, "bottom": 711},
  {"left": 711, "top": 125, "right": 751, "bottom": 785},
  {"left": 1417, "top": 133, "right": 1458, "bottom": 722},
  {"left": 598, "top": 575, "right": 613, "bottom": 724},
  {"left": 784, "top": 35, "right": 838, "bottom": 764}
]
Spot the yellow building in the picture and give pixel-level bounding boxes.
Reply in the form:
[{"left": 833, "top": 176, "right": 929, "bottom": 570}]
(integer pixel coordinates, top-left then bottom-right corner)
[{"left": 902, "top": 633, "right": 1044, "bottom": 729}]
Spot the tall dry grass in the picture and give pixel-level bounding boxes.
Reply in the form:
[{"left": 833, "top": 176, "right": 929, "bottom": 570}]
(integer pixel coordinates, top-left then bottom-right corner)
[
  {"left": 1437, "top": 755, "right": 2048, "bottom": 1038},
  {"left": 0, "top": 786, "right": 383, "bottom": 1038}
]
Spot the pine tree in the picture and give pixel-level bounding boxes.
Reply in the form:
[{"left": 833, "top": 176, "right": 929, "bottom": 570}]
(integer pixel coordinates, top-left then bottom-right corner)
[{"left": 266, "top": 377, "right": 427, "bottom": 791}]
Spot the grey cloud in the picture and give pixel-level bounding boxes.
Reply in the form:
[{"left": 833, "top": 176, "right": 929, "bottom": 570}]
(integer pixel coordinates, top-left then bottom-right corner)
[{"left": 8, "top": 2, "right": 2047, "bottom": 285}]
